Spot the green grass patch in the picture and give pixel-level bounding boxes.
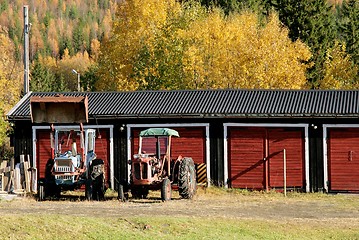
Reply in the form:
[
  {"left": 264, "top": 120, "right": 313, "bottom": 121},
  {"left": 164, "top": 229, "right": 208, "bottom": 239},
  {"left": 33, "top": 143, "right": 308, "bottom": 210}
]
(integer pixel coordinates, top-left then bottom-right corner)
[{"left": 0, "top": 214, "right": 358, "bottom": 240}]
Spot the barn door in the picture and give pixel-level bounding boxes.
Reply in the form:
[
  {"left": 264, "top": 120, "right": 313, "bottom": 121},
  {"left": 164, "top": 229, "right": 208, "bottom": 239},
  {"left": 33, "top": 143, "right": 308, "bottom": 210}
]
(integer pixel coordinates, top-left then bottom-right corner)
[
  {"left": 228, "top": 127, "right": 305, "bottom": 191},
  {"left": 328, "top": 128, "right": 359, "bottom": 192},
  {"left": 228, "top": 128, "right": 266, "bottom": 189},
  {"left": 267, "top": 128, "right": 304, "bottom": 189}
]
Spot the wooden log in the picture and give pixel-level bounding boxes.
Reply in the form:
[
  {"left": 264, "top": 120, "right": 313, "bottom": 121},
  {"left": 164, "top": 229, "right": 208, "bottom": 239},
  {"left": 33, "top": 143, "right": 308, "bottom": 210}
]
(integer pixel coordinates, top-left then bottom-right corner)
[
  {"left": 1, "top": 161, "right": 9, "bottom": 192},
  {"left": 31, "top": 168, "right": 37, "bottom": 193},
  {"left": 14, "top": 164, "right": 22, "bottom": 191},
  {"left": 23, "top": 161, "right": 31, "bottom": 193}
]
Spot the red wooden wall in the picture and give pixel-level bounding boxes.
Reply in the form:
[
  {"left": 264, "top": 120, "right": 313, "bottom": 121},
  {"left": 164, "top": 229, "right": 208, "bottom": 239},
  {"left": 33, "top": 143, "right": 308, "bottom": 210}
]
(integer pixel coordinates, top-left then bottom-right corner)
[
  {"left": 328, "top": 128, "right": 359, "bottom": 192},
  {"left": 228, "top": 127, "right": 304, "bottom": 190}
]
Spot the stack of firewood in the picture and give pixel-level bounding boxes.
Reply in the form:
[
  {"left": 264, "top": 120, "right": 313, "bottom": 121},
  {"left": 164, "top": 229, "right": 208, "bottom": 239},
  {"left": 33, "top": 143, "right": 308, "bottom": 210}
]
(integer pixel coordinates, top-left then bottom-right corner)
[{"left": 0, "top": 155, "right": 37, "bottom": 195}]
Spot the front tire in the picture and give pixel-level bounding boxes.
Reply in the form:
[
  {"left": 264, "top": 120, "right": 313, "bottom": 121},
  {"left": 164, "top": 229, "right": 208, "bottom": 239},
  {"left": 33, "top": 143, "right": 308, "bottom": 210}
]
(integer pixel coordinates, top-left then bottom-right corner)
[
  {"left": 178, "top": 157, "right": 197, "bottom": 199},
  {"left": 161, "top": 178, "right": 172, "bottom": 201}
]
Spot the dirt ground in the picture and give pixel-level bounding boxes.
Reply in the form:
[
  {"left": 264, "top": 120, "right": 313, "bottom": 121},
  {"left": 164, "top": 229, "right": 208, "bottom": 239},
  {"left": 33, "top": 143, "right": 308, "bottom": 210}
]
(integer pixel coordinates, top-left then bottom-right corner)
[{"left": 1, "top": 189, "right": 359, "bottom": 225}]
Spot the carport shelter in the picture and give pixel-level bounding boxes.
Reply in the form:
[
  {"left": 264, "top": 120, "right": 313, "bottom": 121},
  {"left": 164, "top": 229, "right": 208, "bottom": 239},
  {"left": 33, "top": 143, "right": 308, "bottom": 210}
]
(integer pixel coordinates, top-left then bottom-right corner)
[{"left": 7, "top": 89, "right": 359, "bottom": 193}]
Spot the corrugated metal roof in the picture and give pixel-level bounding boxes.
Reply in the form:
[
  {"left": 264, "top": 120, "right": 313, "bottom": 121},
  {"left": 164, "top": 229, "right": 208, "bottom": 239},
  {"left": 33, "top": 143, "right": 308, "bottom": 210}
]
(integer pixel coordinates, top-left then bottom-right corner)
[{"left": 6, "top": 89, "right": 359, "bottom": 120}]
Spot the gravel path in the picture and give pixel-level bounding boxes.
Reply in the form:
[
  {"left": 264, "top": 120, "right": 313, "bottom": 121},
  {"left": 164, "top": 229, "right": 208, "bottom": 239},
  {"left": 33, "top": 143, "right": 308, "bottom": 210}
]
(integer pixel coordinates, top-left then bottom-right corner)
[{"left": 1, "top": 191, "right": 359, "bottom": 225}]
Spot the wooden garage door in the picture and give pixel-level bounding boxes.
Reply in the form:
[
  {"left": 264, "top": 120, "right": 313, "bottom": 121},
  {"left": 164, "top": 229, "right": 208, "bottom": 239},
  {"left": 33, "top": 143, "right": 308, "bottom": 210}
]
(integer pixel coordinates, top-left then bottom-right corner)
[
  {"left": 328, "top": 128, "right": 359, "bottom": 192},
  {"left": 36, "top": 130, "right": 52, "bottom": 179},
  {"left": 131, "top": 127, "right": 206, "bottom": 164},
  {"left": 228, "top": 127, "right": 304, "bottom": 190},
  {"left": 36, "top": 129, "right": 110, "bottom": 183},
  {"left": 228, "top": 128, "right": 265, "bottom": 189},
  {"left": 268, "top": 128, "right": 304, "bottom": 188}
]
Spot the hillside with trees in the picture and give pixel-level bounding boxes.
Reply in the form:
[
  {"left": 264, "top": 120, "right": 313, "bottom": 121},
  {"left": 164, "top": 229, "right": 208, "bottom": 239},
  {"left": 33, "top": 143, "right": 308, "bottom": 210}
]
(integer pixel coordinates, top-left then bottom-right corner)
[
  {"left": 0, "top": 0, "right": 357, "bottom": 93},
  {"left": 0, "top": 0, "right": 358, "bottom": 155},
  {"left": 0, "top": 0, "right": 117, "bottom": 92}
]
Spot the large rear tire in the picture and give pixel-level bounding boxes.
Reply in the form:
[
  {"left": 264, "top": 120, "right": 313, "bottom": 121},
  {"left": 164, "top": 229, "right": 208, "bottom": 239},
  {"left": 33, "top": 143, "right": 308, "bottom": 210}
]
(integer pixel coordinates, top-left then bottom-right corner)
[
  {"left": 178, "top": 157, "right": 197, "bottom": 199},
  {"left": 89, "top": 159, "right": 106, "bottom": 201},
  {"left": 161, "top": 178, "right": 172, "bottom": 201}
]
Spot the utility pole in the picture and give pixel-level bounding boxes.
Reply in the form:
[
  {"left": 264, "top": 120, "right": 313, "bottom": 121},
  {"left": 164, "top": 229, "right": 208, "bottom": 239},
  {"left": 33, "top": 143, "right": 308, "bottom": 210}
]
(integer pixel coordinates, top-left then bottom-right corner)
[
  {"left": 72, "top": 69, "right": 81, "bottom": 92},
  {"left": 23, "top": 5, "right": 30, "bottom": 95}
]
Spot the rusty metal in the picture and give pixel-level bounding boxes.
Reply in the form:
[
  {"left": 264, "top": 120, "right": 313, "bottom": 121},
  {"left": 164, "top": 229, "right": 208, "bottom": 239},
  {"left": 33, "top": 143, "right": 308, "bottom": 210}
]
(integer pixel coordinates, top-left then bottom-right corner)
[{"left": 30, "top": 94, "right": 88, "bottom": 123}]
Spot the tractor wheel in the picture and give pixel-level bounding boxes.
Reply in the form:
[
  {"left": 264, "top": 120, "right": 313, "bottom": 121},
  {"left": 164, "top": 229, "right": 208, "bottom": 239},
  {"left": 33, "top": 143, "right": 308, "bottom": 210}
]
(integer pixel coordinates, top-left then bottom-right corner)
[
  {"left": 161, "top": 178, "right": 172, "bottom": 201},
  {"left": 92, "top": 175, "right": 105, "bottom": 201},
  {"left": 38, "top": 184, "right": 45, "bottom": 201},
  {"left": 178, "top": 157, "right": 197, "bottom": 199}
]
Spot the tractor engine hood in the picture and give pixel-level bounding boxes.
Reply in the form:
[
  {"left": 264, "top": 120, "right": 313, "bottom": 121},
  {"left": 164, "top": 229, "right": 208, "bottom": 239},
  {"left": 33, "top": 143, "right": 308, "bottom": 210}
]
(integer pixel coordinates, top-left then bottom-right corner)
[{"left": 30, "top": 94, "right": 89, "bottom": 123}]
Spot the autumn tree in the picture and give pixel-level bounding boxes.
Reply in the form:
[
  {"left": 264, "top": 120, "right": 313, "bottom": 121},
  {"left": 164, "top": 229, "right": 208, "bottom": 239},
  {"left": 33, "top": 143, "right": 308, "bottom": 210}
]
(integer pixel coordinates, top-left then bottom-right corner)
[
  {"left": 30, "top": 57, "right": 60, "bottom": 92},
  {"left": 96, "top": 0, "right": 182, "bottom": 90},
  {"left": 0, "top": 30, "right": 22, "bottom": 147},
  {"left": 96, "top": 0, "right": 311, "bottom": 90},
  {"left": 181, "top": 10, "right": 311, "bottom": 89},
  {"left": 269, "top": 0, "right": 337, "bottom": 87},
  {"left": 319, "top": 41, "right": 358, "bottom": 89},
  {"left": 30, "top": 49, "right": 94, "bottom": 92},
  {"left": 0, "top": 0, "right": 118, "bottom": 89}
]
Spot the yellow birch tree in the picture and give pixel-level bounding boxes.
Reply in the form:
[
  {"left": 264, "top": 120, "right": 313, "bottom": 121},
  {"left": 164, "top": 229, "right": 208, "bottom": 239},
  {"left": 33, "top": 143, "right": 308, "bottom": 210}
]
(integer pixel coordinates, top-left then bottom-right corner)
[{"left": 0, "top": 30, "right": 22, "bottom": 145}]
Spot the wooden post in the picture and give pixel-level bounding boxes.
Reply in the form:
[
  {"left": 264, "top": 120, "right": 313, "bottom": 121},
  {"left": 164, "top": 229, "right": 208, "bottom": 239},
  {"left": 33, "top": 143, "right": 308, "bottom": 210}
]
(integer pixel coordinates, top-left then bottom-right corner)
[
  {"left": 31, "top": 168, "right": 37, "bottom": 193},
  {"left": 24, "top": 155, "right": 31, "bottom": 193},
  {"left": 283, "top": 149, "right": 287, "bottom": 197},
  {"left": 0, "top": 160, "right": 7, "bottom": 192},
  {"left": 14, "top": 163, "right": 21, "bottom": 191}
]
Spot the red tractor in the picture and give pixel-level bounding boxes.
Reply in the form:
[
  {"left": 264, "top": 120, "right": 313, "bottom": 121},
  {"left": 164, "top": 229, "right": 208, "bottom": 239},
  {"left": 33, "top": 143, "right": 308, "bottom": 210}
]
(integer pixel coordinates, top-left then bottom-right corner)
[{"left": 118, "top": 128, "right": 197, "bottom": 201}]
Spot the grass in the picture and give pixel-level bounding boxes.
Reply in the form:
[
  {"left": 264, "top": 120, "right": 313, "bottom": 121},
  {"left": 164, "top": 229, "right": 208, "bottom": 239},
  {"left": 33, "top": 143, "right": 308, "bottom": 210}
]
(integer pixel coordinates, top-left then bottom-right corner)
[
  {"left": 0, "top": 187, "right": 359, "bottom": 239},
  {"left": 1, "top": 214, "right": 358, "bottom": 240}
]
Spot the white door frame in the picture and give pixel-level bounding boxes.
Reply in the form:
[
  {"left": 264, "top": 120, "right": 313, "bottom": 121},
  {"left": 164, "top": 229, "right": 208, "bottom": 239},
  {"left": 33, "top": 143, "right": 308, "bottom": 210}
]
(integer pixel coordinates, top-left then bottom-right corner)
[
  {"left": 127, "top": 123, "right": 211, "bottom": 186},
  {"left": 223, "top": 123, "right": 310, "bottom": 192},
  {"left": 32, "top": 125, "right": 114, "bottom": 188}
]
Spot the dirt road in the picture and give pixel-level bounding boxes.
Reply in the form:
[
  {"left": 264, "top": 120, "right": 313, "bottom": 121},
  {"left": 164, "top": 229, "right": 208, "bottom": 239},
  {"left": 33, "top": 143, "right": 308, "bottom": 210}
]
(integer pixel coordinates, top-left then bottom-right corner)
[{"left": 1, "top": 189, "right": 359, "bottom": 225}]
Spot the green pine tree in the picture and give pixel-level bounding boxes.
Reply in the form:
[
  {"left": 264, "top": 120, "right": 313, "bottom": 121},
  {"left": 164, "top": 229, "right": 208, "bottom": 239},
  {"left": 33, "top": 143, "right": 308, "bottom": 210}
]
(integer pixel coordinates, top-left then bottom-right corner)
[
  {"left": 30, "top": 59, "right": 57, "bottom": 92},
  {"left": 270, "top": 0, "right": 336, "bottom": 87},
  {"left": 337, "top": 0, "right": 359, "bottom": 66}
]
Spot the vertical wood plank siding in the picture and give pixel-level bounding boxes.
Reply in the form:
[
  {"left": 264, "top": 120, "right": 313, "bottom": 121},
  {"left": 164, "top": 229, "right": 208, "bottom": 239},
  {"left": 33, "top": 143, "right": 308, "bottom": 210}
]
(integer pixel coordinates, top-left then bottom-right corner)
[
  {"left": 37, "top": 130, "right": 52, "bottom": 178},
  {"left": 228, "top": 127, "right": 305, "bottom": 190},
  {"left": 328, "top": 128, "right": 359, "bottom": 192},
  {"left": 229, "top": 128, "right": 265, "bottom": 189},
  {"left": 268, "top": 128, "right": 304, "bottom": 188}
]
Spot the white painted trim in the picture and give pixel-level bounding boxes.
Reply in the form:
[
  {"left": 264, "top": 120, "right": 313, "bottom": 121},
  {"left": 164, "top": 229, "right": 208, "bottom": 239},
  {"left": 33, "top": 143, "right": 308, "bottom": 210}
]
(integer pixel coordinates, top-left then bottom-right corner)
[
  {"left": 223, "top": 123, "right": 310, "bottom": 192},
  {"left": 223, "top": 125, "right": 228, "bottom": 187},
  {"left": 109, "top": 127, "right": 114, "bottom": 188},
  {"left": 32, "top": 124, "right": 114, "bottom": 188},
  {"left": 205, "top": 125, "right": 211, "bottom": 187},
  {"left": 322, "top": 124, "right": 359, "bottom": 192},
  {"left": 127, "top": 123, "right": 211, "bottom": 186},
  {"left": 127, "top": 125, "right": 132, "bottom": 183}
]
